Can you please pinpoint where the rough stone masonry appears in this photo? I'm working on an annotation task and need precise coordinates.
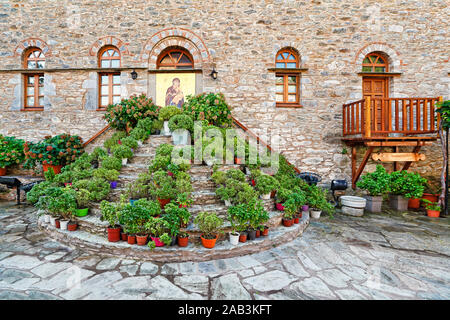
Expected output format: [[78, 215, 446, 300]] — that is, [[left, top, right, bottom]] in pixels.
[[0, 0, 448, 184]]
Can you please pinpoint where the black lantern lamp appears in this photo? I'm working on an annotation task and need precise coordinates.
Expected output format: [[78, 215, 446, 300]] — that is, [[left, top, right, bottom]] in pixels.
[[130, 69, 138, 80], [210, 67, 218, 80]]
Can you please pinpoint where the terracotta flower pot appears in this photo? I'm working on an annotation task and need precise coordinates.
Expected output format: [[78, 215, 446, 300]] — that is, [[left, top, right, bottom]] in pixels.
[[127, 235, 136, 245], [121, 232, 128, 241], [427, 209, 440, 218], [200, 234, 218, 249], [255, 230, 261, 238], [42, 164, 62, 175], [262, 227, 269, 236], [239, 232, 247, 243], [422, 193, 439, 204], [234, 157, 243, 165], [177, 235, 189, 247], [157, 197, 171, 209], [136, 235, 148, 246], [55, 219, 61, 229], [408, 198, 421, 209], [294, 216, 300, 224], [67, 222, 78, 231], [282, 218, 294, 227], [0, 167, 6, 176], [107, 226, 121, 242]]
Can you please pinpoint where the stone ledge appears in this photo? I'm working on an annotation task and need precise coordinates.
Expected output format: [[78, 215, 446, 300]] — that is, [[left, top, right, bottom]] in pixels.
[[37, 212, 309, 263]]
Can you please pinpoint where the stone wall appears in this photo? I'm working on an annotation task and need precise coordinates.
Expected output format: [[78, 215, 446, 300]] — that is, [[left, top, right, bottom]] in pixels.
[[0, 0, 448, 184]]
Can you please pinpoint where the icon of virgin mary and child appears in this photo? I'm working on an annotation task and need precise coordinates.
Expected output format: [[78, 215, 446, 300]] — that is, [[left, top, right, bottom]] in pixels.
[[165, 78, 185, 108]]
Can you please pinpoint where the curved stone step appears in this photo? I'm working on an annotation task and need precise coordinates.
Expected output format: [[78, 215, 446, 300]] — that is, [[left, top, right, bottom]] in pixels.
[[37, 212, 309, 263]]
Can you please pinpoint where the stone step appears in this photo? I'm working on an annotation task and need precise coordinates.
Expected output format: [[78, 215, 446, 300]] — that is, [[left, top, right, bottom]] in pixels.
[[192, 190, 219, 205], [191, 177, 216, 191], [128, 155, 153, 165]]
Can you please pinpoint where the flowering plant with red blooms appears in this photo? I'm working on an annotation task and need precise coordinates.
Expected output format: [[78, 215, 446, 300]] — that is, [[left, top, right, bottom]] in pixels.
[[23, 134, 84, 169], [0, 135, 25, 168], [182, 92, 233, 128], [104, 94, 160, 131]]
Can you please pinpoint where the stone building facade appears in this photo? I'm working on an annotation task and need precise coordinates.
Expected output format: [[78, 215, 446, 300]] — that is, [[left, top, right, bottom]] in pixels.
[[0, 0, 448, 184]]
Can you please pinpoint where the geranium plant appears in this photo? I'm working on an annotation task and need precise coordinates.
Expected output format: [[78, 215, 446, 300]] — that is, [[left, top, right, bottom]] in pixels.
[[0, 135, 25, 168]]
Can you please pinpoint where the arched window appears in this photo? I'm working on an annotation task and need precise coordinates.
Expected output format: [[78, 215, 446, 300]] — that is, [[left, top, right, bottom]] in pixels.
[[275, 48, 300, 107], [24, 48, 45, 110], [157, 48, 194, 69], [98, 46, 121, 110], [362, 52, 388, 72]]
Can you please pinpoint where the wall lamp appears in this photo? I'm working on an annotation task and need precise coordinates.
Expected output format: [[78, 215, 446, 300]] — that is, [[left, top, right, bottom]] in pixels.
[[210, 67, 218, 80], [130, 69, 138, 80]]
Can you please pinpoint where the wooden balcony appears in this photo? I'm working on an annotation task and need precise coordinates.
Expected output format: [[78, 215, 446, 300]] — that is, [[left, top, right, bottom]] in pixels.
[[342, 96, 443, 188]]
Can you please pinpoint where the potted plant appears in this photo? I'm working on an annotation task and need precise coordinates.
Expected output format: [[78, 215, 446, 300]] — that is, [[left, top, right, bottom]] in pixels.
[[74, 188, 90, 217], [194, 211, 224, 249], [0, 135, 25, 176], [275, 188, 291, 211], [228, 204, 249, 245], [402, 172, 427, 209], [112, 145, 133, 165], [356, 164, 390, 213], [152, 119, 164, 135], [255, 174, 280, 200], [48, 189, 77, 231], [176, 192, 193, 209], [145, 217, 171, 247], [421, 199, 441, 218], [100, 200, 121, 242], [121, 136, 139, 151], [158, 106, 182, 136], [101, 156, 122, 171], [282, 198, 296, 227], [388, 170, 415, 211], [177, 232, 190, 247], [421, 178, 441, 206], [247, 199, 269, 239], [168, 114, 194, 145], [154, 181, 176, 209], [216, 185, 235, 207], [130, 127, 149, 144]]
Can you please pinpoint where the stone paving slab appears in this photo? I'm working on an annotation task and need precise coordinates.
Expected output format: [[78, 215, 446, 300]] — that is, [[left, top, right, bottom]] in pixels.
[[0, 201, 449, 300]]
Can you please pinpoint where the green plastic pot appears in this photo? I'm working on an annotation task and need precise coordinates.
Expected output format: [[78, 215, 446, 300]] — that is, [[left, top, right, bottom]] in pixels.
[[74, 208, 89, 217]]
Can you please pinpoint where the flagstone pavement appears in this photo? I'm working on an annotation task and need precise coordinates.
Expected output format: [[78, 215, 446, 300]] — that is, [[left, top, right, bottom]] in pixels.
[[0, 201, 449, 300]]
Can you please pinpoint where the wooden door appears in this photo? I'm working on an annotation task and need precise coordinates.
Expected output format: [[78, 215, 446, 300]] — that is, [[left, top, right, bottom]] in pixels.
[[363, 77, 389, 136]]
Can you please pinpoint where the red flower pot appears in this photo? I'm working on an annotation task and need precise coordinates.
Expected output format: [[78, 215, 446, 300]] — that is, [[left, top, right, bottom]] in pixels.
[[200, 234, 218, 249], [67, 222, 78, 231], [275, 203, 285, 211], [294, 216, 300, 224], [282, 218, 294, 227], [177, 235, 189, 247], [408, 198, 421, 209], [151, 236, 165, 247], [239, 233, 247, 243], [136, 235, 148, 246], [157, 198, 171, 209], [107, 226, 121, 242], [262, 227, 269, 236], [121, 232, 128, 241], [55, 219, 61, 229], [255, 230, 261, 238], [0, 167, 6, 176], [427, 209, 440, 218], [127, 235, 136, 245], [43, 164, 62, 175], [234, 157, 243, 165]]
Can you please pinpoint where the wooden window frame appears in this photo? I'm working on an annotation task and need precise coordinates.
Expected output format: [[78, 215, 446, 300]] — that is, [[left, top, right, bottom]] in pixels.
[[98, 72, 121, 111], [362, 52, 389, 73], [23, 73, 45, 111], [23, 48, 45, 111], [157, 48, 194, 70], [98, 46, 121, 68], [275, 49, 301, 108]]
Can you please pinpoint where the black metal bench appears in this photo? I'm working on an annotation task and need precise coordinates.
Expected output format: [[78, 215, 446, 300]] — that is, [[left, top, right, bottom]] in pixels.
[[0, 177, 44, 205]]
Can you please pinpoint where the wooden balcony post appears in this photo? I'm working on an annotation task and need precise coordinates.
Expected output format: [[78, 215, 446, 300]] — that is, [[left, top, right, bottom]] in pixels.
[[364, 96, 371, 138], [437, 96, 443, 132]]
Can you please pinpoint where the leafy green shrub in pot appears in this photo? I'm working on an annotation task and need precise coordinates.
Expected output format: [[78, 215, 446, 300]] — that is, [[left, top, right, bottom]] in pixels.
[[112, 145, 133, 163], [152, 119, 164, 134], [228, 203, 250, 241], [0, 135, 25, 171], [194, 211, 224, 248], [74, 188, 91, 217], [100, 200, 121, 242], [154, 181, 177, 202], [130, 127, 148, 142], [306, 185, 334, 218], [104, 94, 160, 130], [27, 181, 55, 204], [73, 178, 110, 202], [155, 144, 174, 157], [93, 168, 119, 182], [216, 185, 236, 206], [149, 155, 171, 173], [136, 117, 153, 134], [101, 156, 122, 171], [125, 181, 151, 201], [282, 198, 297, 227], [145, 217, 171, 247], [255, 174, 280, 198], [38, 187, 77, 229], [182, 92, 233, 127], [158, 106, 182, 121], [121, 136, 139, 150], [276, 188, 291, 204], [176, 192, 193, 208], [235, 184, 258, 205], [88, 147, 108, 163], [212, 171, 226, 185], [226, 168, 246, 182], [168, 114, 194, 132], [389, 170, 427, 211], [175, 178, 192, 194], [356, 164, 390, 213]]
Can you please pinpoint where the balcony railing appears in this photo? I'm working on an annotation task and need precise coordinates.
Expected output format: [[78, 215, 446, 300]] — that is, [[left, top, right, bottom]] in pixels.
[[343, 97, 442, 138]]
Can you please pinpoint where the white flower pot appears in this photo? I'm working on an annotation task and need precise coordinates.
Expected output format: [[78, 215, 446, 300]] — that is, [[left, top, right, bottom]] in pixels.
[[163, 121, 171, 136], [60, 220, 69, 230], [260, 193, 271, 200], [229, 233, 239, 246], [311, 210, 322, 219], [224, 200, 232, 207], [172, 130, 189, 145], [49, 216, 57, 226], [122, 158, 128, 165], [44, 214, 51, 223], [245, 167, 251, 175], [137, 140, 143, 147], [340, 196, 366, 209]]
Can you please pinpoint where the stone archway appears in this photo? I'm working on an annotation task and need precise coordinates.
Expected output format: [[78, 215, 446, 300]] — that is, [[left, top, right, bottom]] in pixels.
[[354, 42, 402, 73], [14, 37, 52, 58]]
